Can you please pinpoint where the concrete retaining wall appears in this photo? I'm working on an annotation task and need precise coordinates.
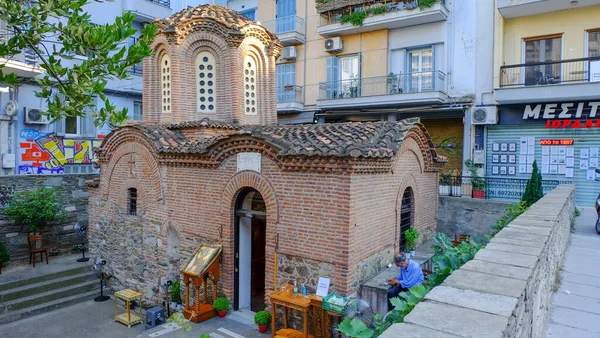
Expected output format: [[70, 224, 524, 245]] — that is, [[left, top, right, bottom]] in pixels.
[[0, 174, 97, 263], [437, 196, 512, 239], [381, 185, 575, 338]]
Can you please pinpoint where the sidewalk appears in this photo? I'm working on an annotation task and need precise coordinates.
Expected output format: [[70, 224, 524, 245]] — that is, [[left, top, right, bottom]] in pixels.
[[545, 207, 600, 337]]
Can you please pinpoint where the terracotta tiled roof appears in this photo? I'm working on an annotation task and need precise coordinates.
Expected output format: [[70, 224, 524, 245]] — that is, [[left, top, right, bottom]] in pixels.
[[120, 118, 441, 160], [156, 4, 256, 32]]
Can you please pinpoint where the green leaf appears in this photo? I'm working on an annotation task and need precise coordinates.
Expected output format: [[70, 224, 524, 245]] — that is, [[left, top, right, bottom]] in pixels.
[[390, 297, 408, 312]]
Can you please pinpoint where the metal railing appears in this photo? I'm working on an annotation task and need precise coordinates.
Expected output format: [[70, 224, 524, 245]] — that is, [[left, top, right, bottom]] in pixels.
[[0, 27, 39, 66], [276, 85, 303, 104], [318, 70, 446, 100], [439, 176, 567, 201], [500, 56, 600, 87], [319, 0, 445, 25], [129, 63, 143, 76], [146, 0, 170, 7], [263, 16, 305, 36]]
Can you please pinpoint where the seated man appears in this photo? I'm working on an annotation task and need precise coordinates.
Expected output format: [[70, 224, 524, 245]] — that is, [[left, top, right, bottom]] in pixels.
[[386, 253, 424, 311]]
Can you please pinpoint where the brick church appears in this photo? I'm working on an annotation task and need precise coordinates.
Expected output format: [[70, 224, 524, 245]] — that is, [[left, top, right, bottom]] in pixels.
[[88, 5, 446, 312]]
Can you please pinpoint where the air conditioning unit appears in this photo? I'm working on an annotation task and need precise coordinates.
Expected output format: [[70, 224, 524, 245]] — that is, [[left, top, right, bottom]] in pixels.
[[281, 46, 297, 60], [24, 107, 50, 125], [471, 106, 498, 125], [324, 37, 343, 53]]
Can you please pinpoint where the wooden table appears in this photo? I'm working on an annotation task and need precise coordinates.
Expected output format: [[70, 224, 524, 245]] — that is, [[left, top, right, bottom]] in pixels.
[[114, 289, 143, 328], [270, 284, 314, 338]]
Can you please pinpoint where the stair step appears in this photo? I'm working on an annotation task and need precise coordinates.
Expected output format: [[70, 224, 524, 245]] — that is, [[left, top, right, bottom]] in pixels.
[[0, 266, 90, 292], [0, 271, 98, 303], [0, 289, 99, 324], [1, 280, 98, 313]]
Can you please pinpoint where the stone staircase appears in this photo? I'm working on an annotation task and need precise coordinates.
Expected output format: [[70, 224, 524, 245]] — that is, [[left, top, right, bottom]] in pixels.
[[0, 265, 98, 324]]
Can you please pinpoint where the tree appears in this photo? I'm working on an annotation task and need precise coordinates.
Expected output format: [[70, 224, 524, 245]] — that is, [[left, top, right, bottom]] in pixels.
[[0, 0, 157, 127], [522, 160, 543, 207], [4, 187, 67, 233]]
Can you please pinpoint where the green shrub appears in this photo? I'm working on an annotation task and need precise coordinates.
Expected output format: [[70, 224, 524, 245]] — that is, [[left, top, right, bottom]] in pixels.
[[489, 201, 528, 236], [4, 187, 67, 233], [254, 310, 271, 326], [0, 241, 9, 263], [522, 160, 543, 207], [404, 228, 419, 251], [213, 297, 230, 312], [170, 280, 182, 303], [418, 0, 438, 9]]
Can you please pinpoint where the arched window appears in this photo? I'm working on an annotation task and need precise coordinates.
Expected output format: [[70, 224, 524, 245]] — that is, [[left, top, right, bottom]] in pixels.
[[160, 53, 171, 114], [196, 51, 216, 112], [243, 56, 257, 115], [399, 187, 414, 251], [128, 188, 137, 216]]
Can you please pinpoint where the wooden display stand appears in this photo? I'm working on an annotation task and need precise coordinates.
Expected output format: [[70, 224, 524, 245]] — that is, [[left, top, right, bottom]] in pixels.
[[270, 284, 314, 338], [114, 289, 143, 328], [181, 245, 222, 323]]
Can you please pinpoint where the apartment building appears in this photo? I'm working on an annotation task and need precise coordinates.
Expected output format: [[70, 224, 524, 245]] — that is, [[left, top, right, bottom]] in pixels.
[[488, 0, 600, 205], [0, 0, 172, 176], [255, 0, 495, 173]]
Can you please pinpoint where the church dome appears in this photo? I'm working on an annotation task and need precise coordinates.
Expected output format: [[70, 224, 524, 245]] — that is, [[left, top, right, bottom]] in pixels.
[[156, 4, 263, 33]]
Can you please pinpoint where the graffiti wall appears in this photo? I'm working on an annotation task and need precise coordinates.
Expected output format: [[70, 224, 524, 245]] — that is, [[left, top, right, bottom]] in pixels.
[[422, 119, 464, 173], [18, 128, 103, 175]]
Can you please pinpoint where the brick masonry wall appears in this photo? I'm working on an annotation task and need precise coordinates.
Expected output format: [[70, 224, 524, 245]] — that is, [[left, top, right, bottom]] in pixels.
[[88, 132, 440, 306], [380, 185, 576, 338], [0, 174, 97, 263]]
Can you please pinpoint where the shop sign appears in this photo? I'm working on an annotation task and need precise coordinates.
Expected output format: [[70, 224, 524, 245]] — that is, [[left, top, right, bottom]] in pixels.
[[522, 102, 600, 129]]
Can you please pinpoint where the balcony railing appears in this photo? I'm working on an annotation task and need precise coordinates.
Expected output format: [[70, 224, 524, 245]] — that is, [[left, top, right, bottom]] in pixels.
[[0, 27, 39, 66], [318, 70, 445, 100], [146, 0, 170, 7], [129, 63, 143, 76], [440, 176, 566, 201], [276, 85, 303, 104], [317, 0, 445, 24], [499, 56, 600, 87], [263, 16, 305, 36]]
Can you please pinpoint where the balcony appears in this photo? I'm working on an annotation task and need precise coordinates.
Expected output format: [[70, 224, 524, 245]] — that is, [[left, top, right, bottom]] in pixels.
[[497, 0, 600, 19], [123, 0, 172, 23], [276, 85, 304, 112], [495, 56, 600, 104], [262, 16, 305, 46], [317, 70, 447, 109], [0, 27, 43, 78], [316, 0, 448, 37]]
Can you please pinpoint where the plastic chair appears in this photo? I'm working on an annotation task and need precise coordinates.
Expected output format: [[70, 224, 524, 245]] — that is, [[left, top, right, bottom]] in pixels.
[[145, 306, 165, 330]]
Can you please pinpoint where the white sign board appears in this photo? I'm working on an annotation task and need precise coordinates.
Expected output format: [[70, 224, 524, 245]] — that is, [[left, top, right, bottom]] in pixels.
[[237, 152, 261, 173], [591, 61, 600, 82], [316, 277, 330, 297]]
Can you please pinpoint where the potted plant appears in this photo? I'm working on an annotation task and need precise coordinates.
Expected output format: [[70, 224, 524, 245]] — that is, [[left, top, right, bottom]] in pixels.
[[254, 310, 271, 333], [438, 172, 451, 195], [170, 280, 182, 311], [450, 169, 462, 197], [387, 72, 398, 94], [213, 297, 230, 317], [465, 160, 486, 199], [404, 227, 419, 257], [4, 187, 67, 235], [284, 84, 294, 91]]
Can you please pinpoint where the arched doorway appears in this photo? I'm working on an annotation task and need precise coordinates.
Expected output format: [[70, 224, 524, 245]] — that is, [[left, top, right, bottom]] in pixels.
[[399, 187, 414, 251], [234, 188, 267, 312]]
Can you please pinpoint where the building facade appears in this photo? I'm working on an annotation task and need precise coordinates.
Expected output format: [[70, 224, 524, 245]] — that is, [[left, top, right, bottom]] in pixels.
[[0, 0, 173, 176], [252, 0, 495, 174], [490, 0, 600, 204], [88, 5, 446, 313]]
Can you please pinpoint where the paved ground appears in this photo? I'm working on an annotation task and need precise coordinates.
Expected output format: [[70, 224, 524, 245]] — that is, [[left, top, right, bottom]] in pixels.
[[545, 207, 600, 337], [0, 297, 267, 338]]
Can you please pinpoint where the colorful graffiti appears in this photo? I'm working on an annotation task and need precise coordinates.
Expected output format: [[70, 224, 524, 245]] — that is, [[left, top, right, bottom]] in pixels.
[[18, 130, 104, 175]]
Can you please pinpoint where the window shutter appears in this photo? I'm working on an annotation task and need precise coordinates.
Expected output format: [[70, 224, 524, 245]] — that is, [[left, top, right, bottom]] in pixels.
[[326, 56, 339, 99]]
